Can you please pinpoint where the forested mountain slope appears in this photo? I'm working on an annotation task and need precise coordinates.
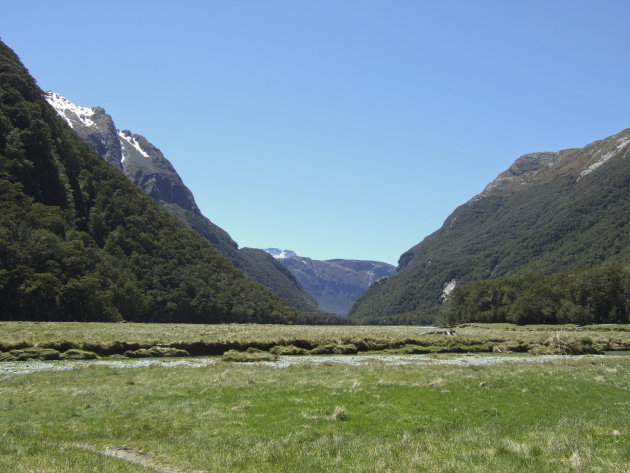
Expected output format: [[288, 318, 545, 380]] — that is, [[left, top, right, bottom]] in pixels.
[[45, 92, 318, 312], [0, 40, 296, 323], [349, 128, 630, 323]]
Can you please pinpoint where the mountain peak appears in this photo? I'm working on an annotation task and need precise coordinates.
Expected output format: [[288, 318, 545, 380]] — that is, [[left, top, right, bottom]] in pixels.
[[350, 126, 630, 323], [265, 248, 297, 259], [264, 249, 395, 315], [45, 91, 96, 128], [44, 91, 318, 312], [476, 128, 630, 201]]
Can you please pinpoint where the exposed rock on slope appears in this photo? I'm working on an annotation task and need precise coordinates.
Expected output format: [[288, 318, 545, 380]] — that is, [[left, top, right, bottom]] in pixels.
[[46, 92, 317, 312]]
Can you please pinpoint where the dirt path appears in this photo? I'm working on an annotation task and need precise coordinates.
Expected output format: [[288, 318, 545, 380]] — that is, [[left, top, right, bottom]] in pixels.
[[72, 443, 208, 473]]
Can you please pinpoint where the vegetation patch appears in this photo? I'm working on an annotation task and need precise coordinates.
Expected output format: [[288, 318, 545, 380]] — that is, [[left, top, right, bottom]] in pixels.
[[443, 266, 630, 326], [0, 347, 61, 361], [60, 349, 98, 360], [221, 349, 277, 363], [124, 346, 190, 358], [269, 345, 307, 355], [531, 333, 604, 355], [1, 355, 628, 472], [310, 343, 359, 355], [1, 323, 629, 361]]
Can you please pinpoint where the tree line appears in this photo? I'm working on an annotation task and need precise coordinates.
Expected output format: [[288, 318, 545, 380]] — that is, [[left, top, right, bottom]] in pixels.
[[442, 266, 630, 325]]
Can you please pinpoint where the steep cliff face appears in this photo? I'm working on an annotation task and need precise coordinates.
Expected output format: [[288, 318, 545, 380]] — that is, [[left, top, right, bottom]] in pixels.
[[266, 249, 395, 315], [350, 128, 630, 321], [46, 92, 318, 312], [46, 92, 198, 211]]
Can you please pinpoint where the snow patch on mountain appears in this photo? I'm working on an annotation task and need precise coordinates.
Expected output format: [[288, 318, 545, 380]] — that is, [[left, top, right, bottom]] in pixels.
[[118, 130, 151, 160], [265, 248, 297, 259], [577, 136, 630, 181], [45, 91, 95, 128]]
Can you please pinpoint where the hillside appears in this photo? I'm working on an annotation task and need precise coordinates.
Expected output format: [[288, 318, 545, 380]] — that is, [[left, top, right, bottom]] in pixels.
[[349, 128, 630, 322], [265, 250, 394, 315], [0, 40, 296, 323], [45, 92, 318, 312]]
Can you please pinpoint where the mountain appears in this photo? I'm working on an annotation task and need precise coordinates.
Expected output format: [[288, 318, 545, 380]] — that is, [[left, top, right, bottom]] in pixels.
[[0, 39, 296, 324], [265, 248, 297, 259], [349, 127, 630, 323], [265, 249, 395, 315], [45, 92, 318, 313]]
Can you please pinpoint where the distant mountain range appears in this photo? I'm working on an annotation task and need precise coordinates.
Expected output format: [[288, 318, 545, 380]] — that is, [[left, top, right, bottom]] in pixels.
[[349, 127, 630, 323], [265, 249, 395, 315], [45, 92, 318, 313]]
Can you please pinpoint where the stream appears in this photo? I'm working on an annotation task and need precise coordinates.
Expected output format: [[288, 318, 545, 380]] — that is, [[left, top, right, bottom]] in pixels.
[[1, 352, 627, 376]]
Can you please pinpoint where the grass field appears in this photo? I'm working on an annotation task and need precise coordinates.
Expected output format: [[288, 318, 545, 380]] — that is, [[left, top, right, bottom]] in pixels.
[[1, 352, 629, 472], [1, 323, 629, 471]]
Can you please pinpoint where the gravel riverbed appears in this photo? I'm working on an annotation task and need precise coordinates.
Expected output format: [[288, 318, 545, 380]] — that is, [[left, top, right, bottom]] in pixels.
[[1, 353, 624, 376]]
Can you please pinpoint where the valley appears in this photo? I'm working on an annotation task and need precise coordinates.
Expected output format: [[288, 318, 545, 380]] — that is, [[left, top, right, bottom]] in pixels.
[[2, 4, 630, 471]]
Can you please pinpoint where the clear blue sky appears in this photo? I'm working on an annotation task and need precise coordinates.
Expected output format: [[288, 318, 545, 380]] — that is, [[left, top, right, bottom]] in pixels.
[[2, 1, 630, 265]]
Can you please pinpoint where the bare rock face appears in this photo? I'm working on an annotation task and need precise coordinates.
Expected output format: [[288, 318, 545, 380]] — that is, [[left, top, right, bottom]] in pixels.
[[46, 93, 199, 213], [479, 131, 630, 198], [117, 130, 197, 211]]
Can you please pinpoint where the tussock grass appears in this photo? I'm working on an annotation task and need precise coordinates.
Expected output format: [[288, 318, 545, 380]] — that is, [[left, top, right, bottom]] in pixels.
[[333, 406, 346, 420], [0, 322, 629, 360], [221, 349, 278, 363]]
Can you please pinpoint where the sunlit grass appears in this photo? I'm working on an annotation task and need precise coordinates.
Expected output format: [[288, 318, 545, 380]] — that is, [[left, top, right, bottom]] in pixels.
[[1, 355, 628, 472]]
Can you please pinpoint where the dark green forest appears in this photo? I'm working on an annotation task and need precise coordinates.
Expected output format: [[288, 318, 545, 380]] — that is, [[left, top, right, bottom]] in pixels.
[[442, 266, 630, 325], [0, 40, 296, 324]]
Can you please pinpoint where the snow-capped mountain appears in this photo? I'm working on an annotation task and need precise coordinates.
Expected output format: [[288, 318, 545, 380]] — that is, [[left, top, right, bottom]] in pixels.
[[264, 249, 395, 315], [45, 92, 318, 312], [265, 248, 298, 259], [46, 92, 198, 212]]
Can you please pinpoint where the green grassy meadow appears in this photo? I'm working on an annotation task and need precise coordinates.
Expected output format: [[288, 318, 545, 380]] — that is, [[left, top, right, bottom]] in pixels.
[[1, 354, 629, 472], [1, 322, 630, 472]]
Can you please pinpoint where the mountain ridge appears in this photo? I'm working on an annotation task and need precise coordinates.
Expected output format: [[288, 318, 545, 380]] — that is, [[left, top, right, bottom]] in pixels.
[[45, 92, 318, 312], [0, 39, 296, 324], [350, 127, 630, 322]]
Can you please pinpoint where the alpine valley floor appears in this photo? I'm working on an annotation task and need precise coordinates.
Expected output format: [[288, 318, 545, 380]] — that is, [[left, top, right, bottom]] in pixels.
[[1, 352, 629, 472], [1, 323, 630, 472]]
